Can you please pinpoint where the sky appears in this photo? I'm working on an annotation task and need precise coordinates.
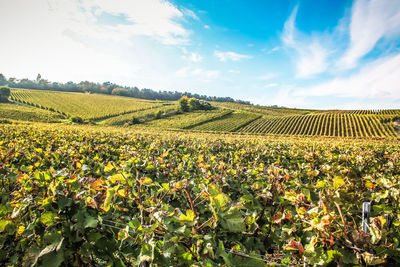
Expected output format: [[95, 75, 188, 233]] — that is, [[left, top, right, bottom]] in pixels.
[[0, 0, 400, 109]]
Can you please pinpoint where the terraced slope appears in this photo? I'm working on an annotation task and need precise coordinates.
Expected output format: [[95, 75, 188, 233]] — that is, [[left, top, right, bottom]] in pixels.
[[143, 109, 232, 129], [10, 88, 166, 120], [100, 104, 178, 126], [0, 103, 65, 122], [192, 111, 260, 132]]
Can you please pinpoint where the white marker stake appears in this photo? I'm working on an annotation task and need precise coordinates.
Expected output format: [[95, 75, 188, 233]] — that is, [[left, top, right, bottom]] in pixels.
[[362, 202, 371, 233]]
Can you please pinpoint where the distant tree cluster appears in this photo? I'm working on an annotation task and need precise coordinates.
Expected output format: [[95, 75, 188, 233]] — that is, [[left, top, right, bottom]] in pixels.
[[178, 96, 213, 112], [0, 73, 251, 104], [0, 86, 10, 103]]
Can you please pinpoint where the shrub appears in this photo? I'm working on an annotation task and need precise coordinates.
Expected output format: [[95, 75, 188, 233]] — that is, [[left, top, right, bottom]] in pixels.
[[70, 116, 84, 124]]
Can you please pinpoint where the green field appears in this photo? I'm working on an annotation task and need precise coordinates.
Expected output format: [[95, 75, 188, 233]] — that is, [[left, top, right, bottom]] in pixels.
[[10, 88, 166, 120], [192, 111, 260, 132], [3, 88, 399, 139], [1, 123, 399, 266], [142, 108, 232, 129], [238, 114, 398, 137], [0, 103, 65, 123], [100, 104, 178, 126]]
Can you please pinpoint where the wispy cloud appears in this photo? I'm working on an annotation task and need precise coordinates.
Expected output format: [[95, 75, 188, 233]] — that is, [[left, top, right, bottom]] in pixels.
[[295, 53, 400, 100], [338, 0, 400, 69], [181, 7, 199, 21], [214, 51, 252, 62], [282, 6, 330, 78], [188, 53, 203, 62], [176, 66, 220, 80], [264, 83, 278, 88], [181, 50, 203, 63], [257, 73, 276, 81]]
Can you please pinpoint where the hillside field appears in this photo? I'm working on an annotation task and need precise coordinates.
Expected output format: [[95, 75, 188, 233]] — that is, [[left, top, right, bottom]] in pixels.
[[0, 88, 400, 266], [3, 88, 400, 138]]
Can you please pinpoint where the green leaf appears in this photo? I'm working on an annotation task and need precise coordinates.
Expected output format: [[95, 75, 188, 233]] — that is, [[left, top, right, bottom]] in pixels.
[[0, 220, 15, 234], [41, 212, 57, 227], [57, 197, 72, 209], [220, 209, 246, 232], [41, 250, 64, 267], [216, 241, 233, 267], [74, 210, 98, 229], [212, 193, 231, 210]]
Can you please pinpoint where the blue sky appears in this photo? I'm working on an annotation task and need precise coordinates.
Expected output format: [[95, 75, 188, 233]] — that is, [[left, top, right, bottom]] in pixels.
[[1, 0, 400, 109]]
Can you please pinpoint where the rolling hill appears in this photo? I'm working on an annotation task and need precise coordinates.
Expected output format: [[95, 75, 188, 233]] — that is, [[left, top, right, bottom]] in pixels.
[[2, 88, 399, 138]]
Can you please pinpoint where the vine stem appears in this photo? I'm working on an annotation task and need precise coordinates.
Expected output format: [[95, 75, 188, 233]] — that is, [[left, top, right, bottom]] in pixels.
[[184, 187, 196, 218]]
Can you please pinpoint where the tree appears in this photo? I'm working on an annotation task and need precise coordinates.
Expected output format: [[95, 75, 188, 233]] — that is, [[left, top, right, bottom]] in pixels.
[[179, 95, 189, 112], [0, 73, 7, 86], [0, 86, 11, 102], [188, 97, 201, 111]]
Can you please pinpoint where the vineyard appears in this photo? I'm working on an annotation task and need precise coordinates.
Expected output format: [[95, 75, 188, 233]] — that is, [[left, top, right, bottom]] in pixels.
[[10, 89, 166, 120], [0, 123, 399, 266], [100, 104, 178, 126], [192, 111, 260, 132], [143, 109, 233, 129], [2, 88, 399, 139], [238, 114, 398, 137], [213, 102, 311, 118], [0, 103, 65, 123]]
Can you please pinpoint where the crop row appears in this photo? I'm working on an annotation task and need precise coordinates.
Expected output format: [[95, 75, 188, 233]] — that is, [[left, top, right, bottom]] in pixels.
[[0, 103, 65, 123], [10, 88, 165, 120], [143, 109, 233, 129], [100, 104, 179, 126], [192, 111, 261, 132], [315, 110, 400, 115], [1, 123, 399, 266], [239, 114, 398, 137]]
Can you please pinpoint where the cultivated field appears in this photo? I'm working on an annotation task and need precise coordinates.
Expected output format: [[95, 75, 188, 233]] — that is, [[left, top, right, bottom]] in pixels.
[[0, 123, 399, 266]]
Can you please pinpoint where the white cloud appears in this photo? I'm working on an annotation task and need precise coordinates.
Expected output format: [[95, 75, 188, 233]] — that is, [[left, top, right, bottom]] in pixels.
[[204, 25, 210, 29], [181, 7, 199, 20], [79, 0, 190, 45], [264, 83, 278, 88], [188, 53, 203, 63], [229, 69, 241, 74], [257, 73, 276, 81], [267, 46, 280, 54], [282, 6, 330, 78], [176, 67, 219, 80], [295, 53, 400, 100], [0, 0, 198, 87], [295, 42, 330, 78], [338, 0, 400, 69], [214, 51, 252, 62]]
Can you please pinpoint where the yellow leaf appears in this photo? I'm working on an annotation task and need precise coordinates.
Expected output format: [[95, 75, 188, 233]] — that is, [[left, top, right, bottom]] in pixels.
[[179, 210, 195, 222], [104, 162, 114, 172], [101, 185, 119, 212], [333, 176, 345, 188], [117, 189, 127, 198], [75, 161, 82, 169], [140, 177, 153, 185], [110, 173, 124, 183], [16, 225, 25, 237]]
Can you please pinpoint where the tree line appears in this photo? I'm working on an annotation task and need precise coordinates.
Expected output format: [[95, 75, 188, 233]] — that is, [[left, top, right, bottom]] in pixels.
[[0, 73, 251, 104]]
